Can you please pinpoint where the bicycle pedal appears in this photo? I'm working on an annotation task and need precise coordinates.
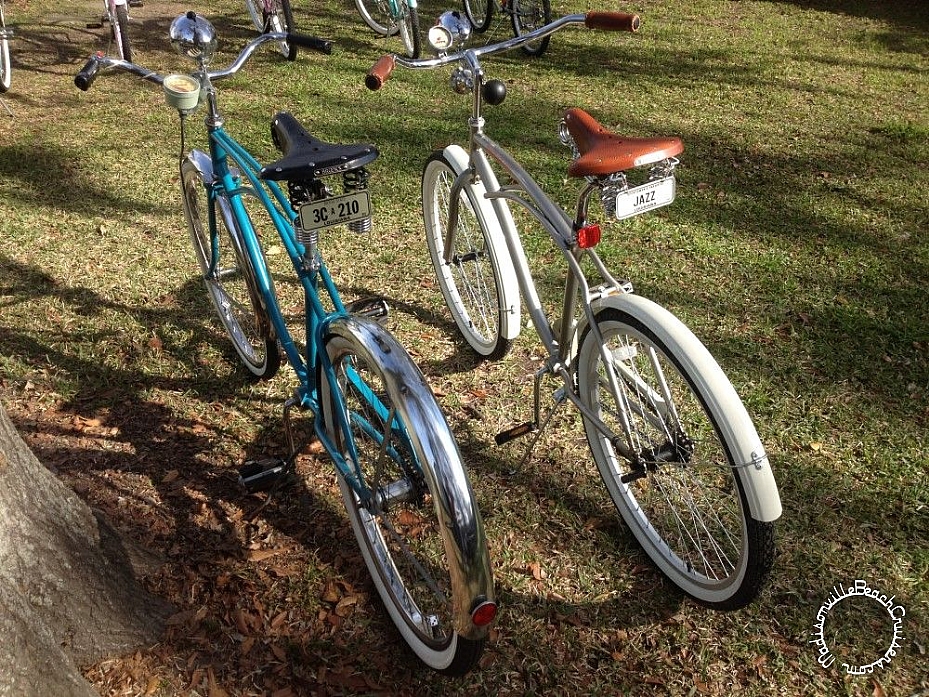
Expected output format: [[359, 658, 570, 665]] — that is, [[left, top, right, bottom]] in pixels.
[[238, 458, 289, 493], [495, 422, 536, 446], [86, 21, 104, 28], [345, 296, 389, 324], [128, 0, 144, 6]]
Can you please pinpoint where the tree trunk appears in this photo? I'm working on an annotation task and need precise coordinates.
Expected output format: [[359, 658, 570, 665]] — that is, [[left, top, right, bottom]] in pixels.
[[0, 402, 171, 697]]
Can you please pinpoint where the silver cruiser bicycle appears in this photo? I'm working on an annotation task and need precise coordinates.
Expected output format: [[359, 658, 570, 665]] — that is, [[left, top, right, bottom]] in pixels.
[[367, 11, 782, 610]]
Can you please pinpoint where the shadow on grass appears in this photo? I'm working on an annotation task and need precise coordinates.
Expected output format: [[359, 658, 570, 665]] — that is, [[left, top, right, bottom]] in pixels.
[[0, 250, 686, 692]]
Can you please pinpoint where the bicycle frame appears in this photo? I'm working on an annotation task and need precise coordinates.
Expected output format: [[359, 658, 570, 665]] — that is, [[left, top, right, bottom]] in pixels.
[[185, 68, 402, 506]]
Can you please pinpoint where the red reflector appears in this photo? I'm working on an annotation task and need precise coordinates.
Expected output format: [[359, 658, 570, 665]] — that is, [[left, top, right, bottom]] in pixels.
[[470, 600, 498, 627], [577, 224, 601, 248]]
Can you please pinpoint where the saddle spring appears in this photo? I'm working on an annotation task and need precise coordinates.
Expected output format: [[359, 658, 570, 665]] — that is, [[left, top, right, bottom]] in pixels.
[[343, 168, 372, 233]]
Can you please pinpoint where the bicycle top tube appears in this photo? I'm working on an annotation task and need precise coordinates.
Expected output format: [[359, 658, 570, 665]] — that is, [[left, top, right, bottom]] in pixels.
[[365, 11, 639, 89]]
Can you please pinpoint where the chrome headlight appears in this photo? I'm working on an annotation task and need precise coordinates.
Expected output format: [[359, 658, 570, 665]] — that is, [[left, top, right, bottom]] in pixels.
[[427, 11, 472, 54]]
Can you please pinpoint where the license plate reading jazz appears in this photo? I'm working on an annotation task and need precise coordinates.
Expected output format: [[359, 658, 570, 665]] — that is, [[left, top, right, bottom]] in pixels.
[[299, 190, 371, 232], [614, 176, 676, 221]]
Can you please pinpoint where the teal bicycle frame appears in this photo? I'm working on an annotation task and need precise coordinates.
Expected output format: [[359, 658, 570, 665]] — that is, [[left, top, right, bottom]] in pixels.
[[199, 125, 395, 502]]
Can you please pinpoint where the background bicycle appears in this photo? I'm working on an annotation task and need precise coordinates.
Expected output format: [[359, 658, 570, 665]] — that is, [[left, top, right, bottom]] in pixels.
[[367, 11, 782, 610], [86, 0, 140, 62], [75, 11, 494, 676], [463, 0, 552, 56], [0, 0, 11, 93], [354, 0, 421, 58], [243, 0, 298, 59]]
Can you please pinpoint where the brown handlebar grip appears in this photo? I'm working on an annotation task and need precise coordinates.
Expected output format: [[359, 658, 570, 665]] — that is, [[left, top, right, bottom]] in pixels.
[[584, 12, 641, 32], [365, 55, 396, 91]]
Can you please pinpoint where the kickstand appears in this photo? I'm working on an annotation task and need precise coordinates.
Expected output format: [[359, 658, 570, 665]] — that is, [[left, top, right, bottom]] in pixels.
[[1, 98, 12, 117], [513, 390, 567, 472]]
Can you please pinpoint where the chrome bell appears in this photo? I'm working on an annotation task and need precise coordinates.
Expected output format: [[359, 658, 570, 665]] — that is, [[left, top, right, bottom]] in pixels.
[[169, 12, 218, 62]]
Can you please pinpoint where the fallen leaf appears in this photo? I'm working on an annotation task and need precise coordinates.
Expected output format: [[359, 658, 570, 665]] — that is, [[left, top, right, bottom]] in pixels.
[[247, 548, 285, 562], [528, 562, 546, 580]]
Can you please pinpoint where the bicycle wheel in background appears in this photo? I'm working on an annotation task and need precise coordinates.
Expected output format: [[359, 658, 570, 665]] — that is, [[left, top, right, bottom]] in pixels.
[[422, 147, 518, 360], [509, 0, 550, 57], [181, 158, 281, 380], [320, 323, 493, 675], [0, 2, 10, 93], [111, 1, 132, 62], [397, 1, 421, 58], [353, 0, 400, 37], [462, 0, 493, 34], [576, 298, 778, 610], [243, 0, 297, 60]]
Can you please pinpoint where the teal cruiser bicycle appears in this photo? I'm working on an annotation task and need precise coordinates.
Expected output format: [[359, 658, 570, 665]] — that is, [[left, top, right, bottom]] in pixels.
[[354, 0, 421, 58], [75, 12, 495, 675]]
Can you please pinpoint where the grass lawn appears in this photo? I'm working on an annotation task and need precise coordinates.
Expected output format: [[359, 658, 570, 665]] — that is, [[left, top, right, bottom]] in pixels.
[[0, 0, 926, 695]]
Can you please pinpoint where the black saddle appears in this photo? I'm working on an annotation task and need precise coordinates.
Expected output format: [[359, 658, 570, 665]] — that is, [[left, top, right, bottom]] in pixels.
[[259, 111, 379, 182]]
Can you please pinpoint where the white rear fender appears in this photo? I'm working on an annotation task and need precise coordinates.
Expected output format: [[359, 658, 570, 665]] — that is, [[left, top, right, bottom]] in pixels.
[[582, 293, 782, 522]]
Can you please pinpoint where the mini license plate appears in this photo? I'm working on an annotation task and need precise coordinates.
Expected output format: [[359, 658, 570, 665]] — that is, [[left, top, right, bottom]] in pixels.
[[614, 176, 676, 221], [299, 190, 371, 232]]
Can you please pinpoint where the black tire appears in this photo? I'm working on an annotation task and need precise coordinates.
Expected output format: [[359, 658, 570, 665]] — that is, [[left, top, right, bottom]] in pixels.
[[576, 302, 777, 609], [397, 1, 421, 59], [181, 159, 280, 380], [320, 324, 491, 675], [112, 2, 132, 62], [245, 0, 297, 60], [422, 150, 515, 360], [462, 0, 493, 34], [509, 0, 550, 57]]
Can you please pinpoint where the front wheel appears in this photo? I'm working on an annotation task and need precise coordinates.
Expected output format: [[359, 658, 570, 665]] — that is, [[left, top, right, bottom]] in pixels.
[[244, 0, 297, 60], [111, 2, 132, 62], [509, 0, 551, 57], [576, 299, 778, 609], [320, 320, 494, 675], [462, 0, 493, 33], [181, 158, 280, 380], [422, 148, 518, 360]]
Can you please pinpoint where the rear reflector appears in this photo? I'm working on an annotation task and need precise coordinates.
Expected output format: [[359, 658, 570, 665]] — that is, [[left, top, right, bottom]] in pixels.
[[577, 223, 601, 248], [470, 600, 498, 627]]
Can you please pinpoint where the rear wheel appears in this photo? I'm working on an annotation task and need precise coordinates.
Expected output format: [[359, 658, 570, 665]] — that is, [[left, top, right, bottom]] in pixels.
[[111, 2, 132, 62], [509, 0, 550, 57], [320, 326, 491, 675], [244, 0, 297, 60], [462, 0, 493, 33], [181, 159, 280, 379], [576, 302, 777, 609], [354, 0, 400, 37], [0, 3, 11, 93], [397, 1, 421, 58]]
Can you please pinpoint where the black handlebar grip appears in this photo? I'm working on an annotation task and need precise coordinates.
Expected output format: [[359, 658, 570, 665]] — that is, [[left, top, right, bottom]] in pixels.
[[74, 57, 101, 91], [287, 33, 333, 55]]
